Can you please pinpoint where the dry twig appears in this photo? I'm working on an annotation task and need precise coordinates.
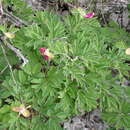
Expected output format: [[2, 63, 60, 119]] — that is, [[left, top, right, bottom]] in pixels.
[[3, 10, 28, 26], [0, 2, 28, 66], [0, 42, 23, 103], [0, 2, 3, 17], [6, 43, 28, 67]]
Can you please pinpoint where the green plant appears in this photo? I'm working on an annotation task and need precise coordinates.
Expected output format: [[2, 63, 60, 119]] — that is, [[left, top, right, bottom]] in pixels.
[[0, 1, 130, 130]]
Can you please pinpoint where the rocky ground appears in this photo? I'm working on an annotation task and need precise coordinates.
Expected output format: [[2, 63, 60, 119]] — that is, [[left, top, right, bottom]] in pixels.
[[25, 0, 130, 30], [63, 109, 108, 130]]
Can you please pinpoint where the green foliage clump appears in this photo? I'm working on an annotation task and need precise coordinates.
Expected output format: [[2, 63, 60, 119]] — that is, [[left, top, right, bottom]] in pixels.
[[3, 0, 33, 21], [0, 1, 130, 130]]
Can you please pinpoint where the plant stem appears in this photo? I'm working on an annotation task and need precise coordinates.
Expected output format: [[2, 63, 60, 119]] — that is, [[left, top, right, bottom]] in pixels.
[[0, 42, 23, 103]]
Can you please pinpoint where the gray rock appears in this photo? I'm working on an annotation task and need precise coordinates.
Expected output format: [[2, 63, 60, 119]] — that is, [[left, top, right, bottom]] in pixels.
[[63, 109, 108, 130], [23, 0, 130, 30]]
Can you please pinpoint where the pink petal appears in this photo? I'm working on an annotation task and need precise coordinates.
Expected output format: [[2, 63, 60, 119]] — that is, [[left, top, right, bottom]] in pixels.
[[84, 12, 94, 18], [39, 48, 46, 55], [44, 55, 49, 61]]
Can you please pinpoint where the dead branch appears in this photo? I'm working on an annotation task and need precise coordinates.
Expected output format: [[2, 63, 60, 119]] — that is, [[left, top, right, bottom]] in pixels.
[[3, 10, 28, 26], [6, 43, 28, 67]]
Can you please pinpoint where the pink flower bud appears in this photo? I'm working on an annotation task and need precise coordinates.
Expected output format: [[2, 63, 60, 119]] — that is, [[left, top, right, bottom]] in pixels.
[[44, 55, 49, 61], [84, 12, 94, 18], [39, 48, 54, 61], [39, 48, 46, 55]]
